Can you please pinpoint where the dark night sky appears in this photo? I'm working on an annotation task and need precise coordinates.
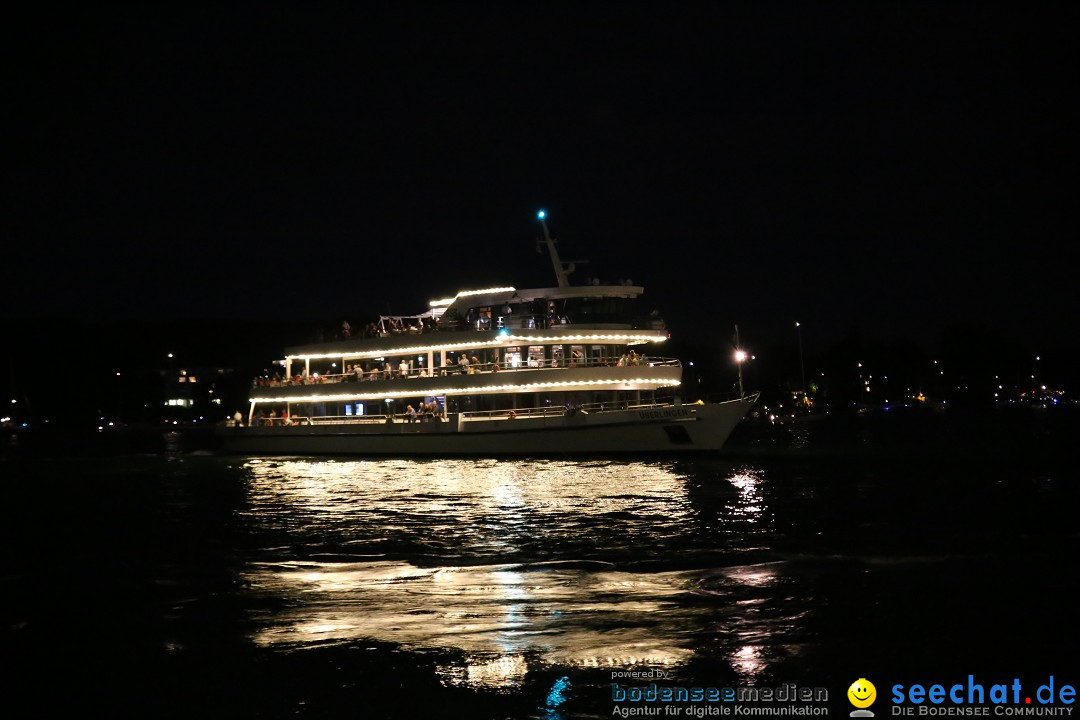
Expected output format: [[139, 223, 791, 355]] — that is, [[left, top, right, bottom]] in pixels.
[[7, 2, 1077, 354]]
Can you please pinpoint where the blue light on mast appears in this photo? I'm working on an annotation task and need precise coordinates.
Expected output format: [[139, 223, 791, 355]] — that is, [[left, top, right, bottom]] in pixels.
[[537, 210, 546, 220]]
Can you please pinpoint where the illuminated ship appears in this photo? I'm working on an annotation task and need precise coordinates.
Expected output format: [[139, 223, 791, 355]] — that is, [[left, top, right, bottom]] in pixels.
[[219, 212, 757, 455]]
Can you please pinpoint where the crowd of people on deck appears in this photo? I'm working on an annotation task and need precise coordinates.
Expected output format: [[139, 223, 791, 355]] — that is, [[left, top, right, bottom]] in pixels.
[[403, 400, 442, 422], [240, 400, 445, 427], [616, 350, 646, 366], [335, 308, 580, 340], [339, 317, 430, 340], [251, 349, 656, 389], [245, 409, 307, 427], [339, 320, 384, 339]]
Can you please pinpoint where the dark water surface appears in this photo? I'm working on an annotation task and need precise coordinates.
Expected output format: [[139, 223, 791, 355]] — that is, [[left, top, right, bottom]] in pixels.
[[3, 408, 1077, 718]]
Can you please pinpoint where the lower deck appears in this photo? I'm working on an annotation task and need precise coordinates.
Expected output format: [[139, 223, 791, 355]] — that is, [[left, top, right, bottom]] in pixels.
[[219, 395, 758, 455]]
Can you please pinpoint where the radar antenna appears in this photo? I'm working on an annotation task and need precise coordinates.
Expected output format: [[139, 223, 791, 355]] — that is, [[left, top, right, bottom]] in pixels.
[[535, 210, 586, 288]]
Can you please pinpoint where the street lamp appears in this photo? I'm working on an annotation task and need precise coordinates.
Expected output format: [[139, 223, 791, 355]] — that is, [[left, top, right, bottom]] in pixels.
[[735, 350, 747, 398], [734, 324, 746, 398], [795, 322, 806, 399]]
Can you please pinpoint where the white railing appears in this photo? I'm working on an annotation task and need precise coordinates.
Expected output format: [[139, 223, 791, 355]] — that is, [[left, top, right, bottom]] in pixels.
[[459, 398, 682, 422], [247, 413, 447, 427], [252, 356, 680, 388]]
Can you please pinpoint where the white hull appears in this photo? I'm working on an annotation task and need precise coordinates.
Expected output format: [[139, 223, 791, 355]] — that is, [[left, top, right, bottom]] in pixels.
[[219, 395, 757, 456]]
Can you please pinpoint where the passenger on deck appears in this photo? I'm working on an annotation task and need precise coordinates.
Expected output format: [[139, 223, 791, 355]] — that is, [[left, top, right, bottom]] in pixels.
[[405, 404, 417, 423]]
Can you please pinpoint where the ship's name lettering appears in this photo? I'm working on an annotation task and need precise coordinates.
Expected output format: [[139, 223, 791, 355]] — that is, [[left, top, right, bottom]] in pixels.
[[637, 408, 692, 420]]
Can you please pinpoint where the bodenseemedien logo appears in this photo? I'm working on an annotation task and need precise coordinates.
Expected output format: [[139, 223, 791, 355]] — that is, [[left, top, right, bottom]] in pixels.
[[849, 678, 877, 717]]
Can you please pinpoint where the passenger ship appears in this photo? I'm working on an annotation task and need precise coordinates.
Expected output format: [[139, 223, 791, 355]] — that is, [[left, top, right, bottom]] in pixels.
[[220, 212, 757, 455]]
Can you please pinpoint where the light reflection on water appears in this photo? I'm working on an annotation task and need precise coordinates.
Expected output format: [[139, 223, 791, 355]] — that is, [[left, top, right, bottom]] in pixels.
[[240, 459, 799, 688], [728, 468, 764, 520]]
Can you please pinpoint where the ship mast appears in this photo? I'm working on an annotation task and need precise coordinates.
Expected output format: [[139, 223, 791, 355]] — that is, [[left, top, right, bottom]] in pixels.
[[536, 210, 580, 288]]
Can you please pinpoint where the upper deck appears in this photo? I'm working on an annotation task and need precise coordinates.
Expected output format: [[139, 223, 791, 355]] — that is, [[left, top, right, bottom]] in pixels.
[[285, 325, 668, 363], [250, 356, 682, 403], [431, 283, 658, 332]]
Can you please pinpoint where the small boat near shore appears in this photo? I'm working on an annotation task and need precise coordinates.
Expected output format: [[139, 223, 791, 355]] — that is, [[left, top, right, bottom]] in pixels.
[[218, 212, 757, 455]]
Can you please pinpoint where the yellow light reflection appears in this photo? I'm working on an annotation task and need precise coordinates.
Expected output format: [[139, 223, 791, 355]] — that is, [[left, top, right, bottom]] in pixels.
[[239, 459, 794, 688]]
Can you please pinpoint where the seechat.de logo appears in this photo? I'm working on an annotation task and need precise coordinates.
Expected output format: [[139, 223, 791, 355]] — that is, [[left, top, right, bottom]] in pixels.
[[849, 679, 878, 717]]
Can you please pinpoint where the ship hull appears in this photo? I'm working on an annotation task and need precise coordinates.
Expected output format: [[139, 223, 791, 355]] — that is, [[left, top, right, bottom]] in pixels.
[[218, 395, 756, 456]]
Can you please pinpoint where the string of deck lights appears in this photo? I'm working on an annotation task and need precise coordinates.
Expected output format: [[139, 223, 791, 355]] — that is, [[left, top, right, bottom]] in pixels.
[[428, 286, 518, 308], [283, 333, 666, 362]]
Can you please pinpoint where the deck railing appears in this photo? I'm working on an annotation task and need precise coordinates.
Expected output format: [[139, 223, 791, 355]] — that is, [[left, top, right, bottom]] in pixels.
[[241, 397, 706, 428], [458, 399, 683, 421], [246, 412, 447, 427], [429, 315, 666, 333], [253, 356, 680, 388]]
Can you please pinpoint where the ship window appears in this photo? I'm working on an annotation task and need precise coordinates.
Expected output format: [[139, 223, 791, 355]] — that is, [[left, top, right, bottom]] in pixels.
[[345, 404, 353, 416], [475, 306, 492, 331], [562, 296, 638, 324], [528, 346, 545, 367], [355, 403, 365, 416]]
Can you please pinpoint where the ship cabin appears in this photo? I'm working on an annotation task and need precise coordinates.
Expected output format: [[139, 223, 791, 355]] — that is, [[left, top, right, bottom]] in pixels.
[[245, 284, 682, 426]]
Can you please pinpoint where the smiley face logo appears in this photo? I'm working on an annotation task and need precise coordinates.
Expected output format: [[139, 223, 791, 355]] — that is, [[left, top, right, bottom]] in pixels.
[[848, 678, 877, 709]]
